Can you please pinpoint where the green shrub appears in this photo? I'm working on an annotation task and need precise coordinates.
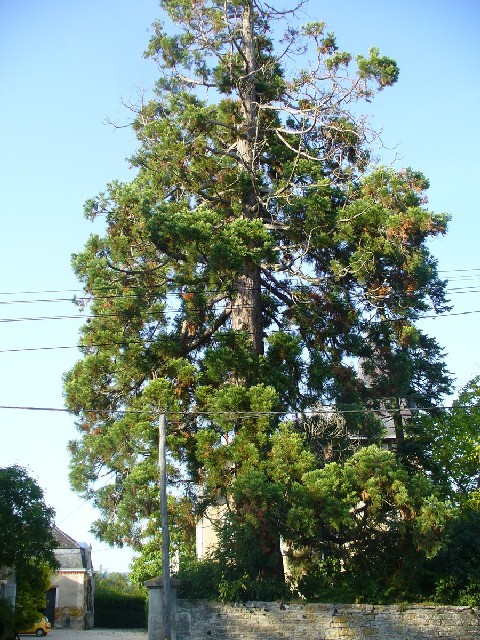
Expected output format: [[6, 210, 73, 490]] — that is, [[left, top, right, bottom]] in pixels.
[[177, 558, 222, 600], [0, 599, 15, 640], [429, 509, 480, 607], [434, 577, 480, 607], [176, 558, 291, 602], [94, 573, 147, 629]]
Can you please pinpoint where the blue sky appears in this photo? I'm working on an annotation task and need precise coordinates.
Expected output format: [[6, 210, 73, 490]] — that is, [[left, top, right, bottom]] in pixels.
[[0, 0, 479, 573]]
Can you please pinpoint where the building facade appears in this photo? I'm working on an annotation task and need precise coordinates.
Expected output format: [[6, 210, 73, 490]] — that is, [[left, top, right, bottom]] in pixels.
[[48, 527, 95, 630]]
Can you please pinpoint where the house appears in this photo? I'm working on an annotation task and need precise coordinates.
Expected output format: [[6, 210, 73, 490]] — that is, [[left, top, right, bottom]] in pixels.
[[358, 356, 412, 448], [47, 527, 95, 630]]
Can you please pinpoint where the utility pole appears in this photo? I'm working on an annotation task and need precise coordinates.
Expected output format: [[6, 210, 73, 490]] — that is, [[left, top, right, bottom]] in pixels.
[[158, 411, 171, 640]]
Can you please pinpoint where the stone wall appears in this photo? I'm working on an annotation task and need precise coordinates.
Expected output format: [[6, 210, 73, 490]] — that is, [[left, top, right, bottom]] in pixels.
[[176, 600, 480, 640]]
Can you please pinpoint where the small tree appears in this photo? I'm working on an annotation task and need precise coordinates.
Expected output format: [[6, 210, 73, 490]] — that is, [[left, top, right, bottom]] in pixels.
[[14, 563, 53, 633], [0, 466, 57, 633], [408, 376, 480, 606], [285, 445, 449, 602], [412, 376, 480, 503], [0, 466, 56, 569]]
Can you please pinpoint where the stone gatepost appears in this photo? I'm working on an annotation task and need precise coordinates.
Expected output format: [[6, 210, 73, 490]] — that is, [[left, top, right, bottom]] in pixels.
[[144, 576, 180, 640]]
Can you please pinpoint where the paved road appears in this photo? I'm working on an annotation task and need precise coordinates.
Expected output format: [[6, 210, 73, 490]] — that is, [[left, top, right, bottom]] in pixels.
[[22, 631, 147, 640]]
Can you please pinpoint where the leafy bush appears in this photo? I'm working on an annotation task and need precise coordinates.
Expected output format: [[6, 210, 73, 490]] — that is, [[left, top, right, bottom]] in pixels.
[[94, 573, 147, 628], [0, 600, 15, 640], [177, 558, 291, 602], [429, 509, 480, 607], [434, 577, 480, 607], [14, 562, 52, 631], [176, 559, 222, 600]]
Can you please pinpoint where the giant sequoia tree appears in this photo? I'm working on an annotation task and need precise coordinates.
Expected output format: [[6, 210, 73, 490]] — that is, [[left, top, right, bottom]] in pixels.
[[64, 0, 451, 593]]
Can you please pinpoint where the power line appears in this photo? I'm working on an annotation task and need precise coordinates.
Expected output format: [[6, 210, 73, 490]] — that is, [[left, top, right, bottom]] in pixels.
[[0, 315, 89, 323], [438, 268, 480, 273], [0, 298, 81, 305], [0, 306, 479, 328], [0, 403, 469, 416], [2, 281, 480, 305], [0, 289, 83, 296], [1, 307, 480, 354], [418, 309, 480, 319], [3, 266, 480, 298], [0, 405, 68, 413], [0, 334, 240, 354], [0, 345, 82, 354], [56, 499, 91, 525], [1, 277, 480, 316]]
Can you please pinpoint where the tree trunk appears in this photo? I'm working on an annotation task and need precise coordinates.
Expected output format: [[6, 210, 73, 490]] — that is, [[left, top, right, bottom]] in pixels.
[[231, 268, 263, 354], [232, 2, 283, 587], [232, 1, 263, 355]]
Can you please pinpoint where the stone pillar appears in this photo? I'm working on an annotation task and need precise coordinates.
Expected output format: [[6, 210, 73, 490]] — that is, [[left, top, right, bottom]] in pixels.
[[144, 576, 180, 640]]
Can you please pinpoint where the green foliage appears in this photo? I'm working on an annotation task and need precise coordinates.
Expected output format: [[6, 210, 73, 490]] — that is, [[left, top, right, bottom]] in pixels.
[[0, 466, 56, 569], [14, 562, 52, 631], [94, 573, 147, 629], [356, 47, 400, 88], [218, 569, 290, 603], [176, 558, 224, 600], [0, 467, 57, 629], [177, 557, 291, 602], [286, 446, 449, 603], [412, 376, 480, 501], [96, 572, 147, 598], [129, 494, 196, 586], [429, 509, 480, 606], [434, 577, 480, 608], [0, 600, 15, 640], [64, 0, 452, 601]]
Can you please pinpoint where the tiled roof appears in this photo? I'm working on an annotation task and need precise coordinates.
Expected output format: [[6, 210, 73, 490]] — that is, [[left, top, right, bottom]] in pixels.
[[52, 526, 80, 549]]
